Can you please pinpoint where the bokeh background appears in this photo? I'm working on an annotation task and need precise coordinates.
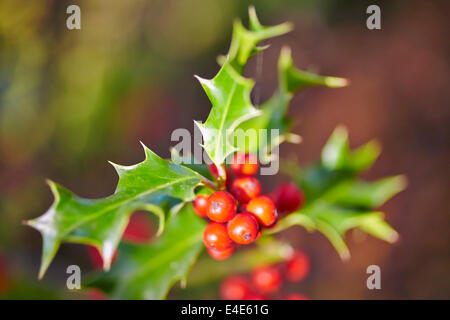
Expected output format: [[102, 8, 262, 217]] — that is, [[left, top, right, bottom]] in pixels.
[[0, 0, 449, 299]]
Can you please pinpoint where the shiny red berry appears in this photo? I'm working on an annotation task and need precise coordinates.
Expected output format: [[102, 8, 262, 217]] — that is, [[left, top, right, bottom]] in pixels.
[[272, 183, 305, 214], [193, 194, 209, 217], [247, 196, 277, 227], [206, 191, 237, 223], [227, 213, 259, 245], [203, 222, 233, 251], [251, 265, 282, 294], [284, 293, 309, 300], [286, 250, 310, 282], [220, 276, 251, 300], [230, 153, 259, 176], [231, 177, 261, 203], [207, 245, 235, 261]]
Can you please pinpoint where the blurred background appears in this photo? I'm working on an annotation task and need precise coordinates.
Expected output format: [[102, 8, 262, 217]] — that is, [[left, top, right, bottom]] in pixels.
[[0, 0, 449, 299]]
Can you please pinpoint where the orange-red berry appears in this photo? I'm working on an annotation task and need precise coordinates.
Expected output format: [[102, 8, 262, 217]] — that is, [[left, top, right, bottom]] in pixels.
[[231, 177, 261, 203], [193, 194, 209, 217], [251, 265, 282, 294], [220, 276, 251, 300], [286, 250, 310, 282], [247, 196, 277, 227], [206, 191, 237, 223], [230, 153, 259, 176], [203, 222, 233, 251], [227, 213, 259, 245], [207, 246, 235, 261], [272, 182, 305, 214]]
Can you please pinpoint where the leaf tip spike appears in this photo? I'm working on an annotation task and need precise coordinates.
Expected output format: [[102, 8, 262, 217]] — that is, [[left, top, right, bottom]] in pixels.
[[139, 140, 153, 159], [248, 6, 262, 31], [388, 230, 400, 244], [341, 250, 351, 262], [324, 76, 349, 88]]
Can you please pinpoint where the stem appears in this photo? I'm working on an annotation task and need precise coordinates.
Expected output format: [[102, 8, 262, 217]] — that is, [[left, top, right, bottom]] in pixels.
[[216, 164, 227, 190], [201, 178, 219, 191]]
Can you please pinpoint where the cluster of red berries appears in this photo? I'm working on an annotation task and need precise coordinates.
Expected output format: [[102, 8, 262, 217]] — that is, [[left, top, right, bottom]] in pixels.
[[220, 249, 310, 300], [193, 152, 305, 260]]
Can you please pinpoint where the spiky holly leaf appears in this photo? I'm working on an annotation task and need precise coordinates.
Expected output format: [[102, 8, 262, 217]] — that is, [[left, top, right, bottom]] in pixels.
[[225, 6, 293, 72], [195, 63, 260, 167], [25, 143, 205, 279], [85, 204, 206, 300], [196, 7, 291, 168], [236, 47, 348, 156], [270, 126, 406, 260]]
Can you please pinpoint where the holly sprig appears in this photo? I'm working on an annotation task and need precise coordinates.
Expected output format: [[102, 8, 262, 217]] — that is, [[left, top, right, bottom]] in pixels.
[[27, 7, 404, 299], [26, 145, 206, 279], [269, 126, 406, 260]]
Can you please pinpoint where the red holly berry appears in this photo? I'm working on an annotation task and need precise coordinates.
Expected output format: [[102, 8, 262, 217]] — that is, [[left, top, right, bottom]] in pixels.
[[206, 191, 237, 223], [193, 194, 209, 217], [203, 222, 233, 251], [122, 212, 153, 243], [207, 246, 235, 261], [231, 177, 261, 203], [220, 276, 252, 300], [251, 265, 282, 294], [286, 250, 310, 282], [247, 196, 277, 227], [272, 183, 305, 214], [227, 213, 259, 245], [230, 153, 259, 176], [244, 292, 268, 300], [284, 293, 309, 300]]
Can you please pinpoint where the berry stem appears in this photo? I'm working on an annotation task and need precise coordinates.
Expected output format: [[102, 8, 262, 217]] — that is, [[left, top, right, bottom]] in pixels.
[[200, 178, 219, 191], [216, 164, 227, 190]]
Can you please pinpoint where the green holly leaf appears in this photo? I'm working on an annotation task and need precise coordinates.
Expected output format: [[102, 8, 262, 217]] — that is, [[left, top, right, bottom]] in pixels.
[[25, 143, 205, 279], [195, 62, 260, 167], [86, 204, 206, 300], [271, 127, 406, 260], [237, 47, 348, 155], [196, 7, 292, 168], [225, 6, 293, 72], [321, 125, 380, 172]]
